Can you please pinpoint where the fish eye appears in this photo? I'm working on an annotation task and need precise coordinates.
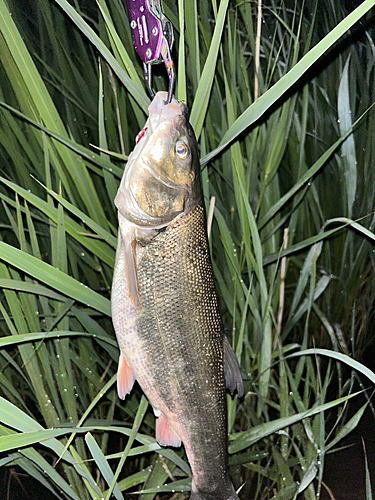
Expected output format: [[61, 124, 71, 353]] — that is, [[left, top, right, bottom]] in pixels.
[[175, 141, 189, 159]]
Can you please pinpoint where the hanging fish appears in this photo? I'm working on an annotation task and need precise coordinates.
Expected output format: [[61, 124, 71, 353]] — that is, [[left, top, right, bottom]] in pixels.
[[111, 92, 243, 500]]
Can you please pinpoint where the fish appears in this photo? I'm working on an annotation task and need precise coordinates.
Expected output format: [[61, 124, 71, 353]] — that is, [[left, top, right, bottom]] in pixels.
[[111, 91, 244, 500]]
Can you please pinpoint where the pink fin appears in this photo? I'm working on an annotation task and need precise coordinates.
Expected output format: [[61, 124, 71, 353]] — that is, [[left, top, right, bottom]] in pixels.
[[117, 353, 135, 399], [156, 414, 181, 448]]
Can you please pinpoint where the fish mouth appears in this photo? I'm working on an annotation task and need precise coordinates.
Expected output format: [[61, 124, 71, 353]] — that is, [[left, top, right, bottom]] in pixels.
[[132, 92, 188, 166], [148, 92, 187, 130]]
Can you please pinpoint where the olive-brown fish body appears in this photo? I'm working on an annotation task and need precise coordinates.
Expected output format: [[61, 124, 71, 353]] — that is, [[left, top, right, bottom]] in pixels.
[[111, 92, 242, 500]]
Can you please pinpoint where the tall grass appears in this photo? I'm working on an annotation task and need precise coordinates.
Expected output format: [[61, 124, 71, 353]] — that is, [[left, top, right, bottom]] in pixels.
[[0, 0, 375, 498]]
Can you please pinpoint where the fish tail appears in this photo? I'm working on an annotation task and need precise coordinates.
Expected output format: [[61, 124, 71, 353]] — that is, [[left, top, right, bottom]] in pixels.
[[190, 492, 239, 500], [190, 482, 240, 500]]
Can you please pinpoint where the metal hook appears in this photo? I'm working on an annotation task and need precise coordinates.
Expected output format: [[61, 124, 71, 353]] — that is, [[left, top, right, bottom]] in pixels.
[[160, 38, 175, 104]]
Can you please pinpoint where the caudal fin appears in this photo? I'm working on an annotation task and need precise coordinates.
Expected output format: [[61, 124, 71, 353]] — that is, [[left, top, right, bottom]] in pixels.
[[189, 481, 239, 500], [190, 491, 239, 500]]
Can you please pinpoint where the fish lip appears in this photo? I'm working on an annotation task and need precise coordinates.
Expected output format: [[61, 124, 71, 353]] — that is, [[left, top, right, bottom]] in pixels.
[[148, 92, 184, 129]]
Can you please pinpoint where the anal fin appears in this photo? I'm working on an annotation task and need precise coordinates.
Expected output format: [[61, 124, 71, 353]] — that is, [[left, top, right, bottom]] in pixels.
[[117, 353, 135, 399], [224, 336, 244, 397], [156, 414, 181, 448]]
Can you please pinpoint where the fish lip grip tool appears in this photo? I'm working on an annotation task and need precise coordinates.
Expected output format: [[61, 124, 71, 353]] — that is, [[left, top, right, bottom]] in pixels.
[[126, 0, 175, 103]]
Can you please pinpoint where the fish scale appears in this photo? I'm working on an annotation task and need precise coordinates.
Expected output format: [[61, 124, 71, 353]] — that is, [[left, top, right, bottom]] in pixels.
[[135, 203, 233, 496]]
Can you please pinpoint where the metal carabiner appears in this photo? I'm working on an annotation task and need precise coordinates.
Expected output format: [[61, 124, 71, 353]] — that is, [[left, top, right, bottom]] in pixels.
[[126, 0, 175, 103]]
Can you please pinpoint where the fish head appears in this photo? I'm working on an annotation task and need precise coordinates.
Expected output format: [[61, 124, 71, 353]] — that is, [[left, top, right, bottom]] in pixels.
[[115, 92, 200, 229]]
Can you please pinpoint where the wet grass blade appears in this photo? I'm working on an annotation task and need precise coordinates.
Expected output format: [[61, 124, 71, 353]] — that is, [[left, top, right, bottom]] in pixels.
[[229, 392, 360, 454], [201, 0, 375, 165], [363, 439, 373, 500], [85, 432, 123, 500], [53, 0, 149, 113], [289, 349, 375, 384], [338, 56, 357, 218], [105, 396, 149, 500], [189, 0, 229, 137], [0, 242, 111, 315]]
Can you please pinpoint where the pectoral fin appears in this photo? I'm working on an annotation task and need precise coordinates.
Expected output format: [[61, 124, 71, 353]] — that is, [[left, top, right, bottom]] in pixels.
[[123, 228, 141, 309], [224, 336, 244, 397], [117, 353, 135, 399], [156, 414, 181, 448]]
